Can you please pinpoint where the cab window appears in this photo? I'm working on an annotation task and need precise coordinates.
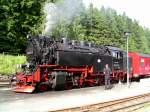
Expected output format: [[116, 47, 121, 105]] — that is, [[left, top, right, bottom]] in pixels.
[[112, 51, 122, 59]]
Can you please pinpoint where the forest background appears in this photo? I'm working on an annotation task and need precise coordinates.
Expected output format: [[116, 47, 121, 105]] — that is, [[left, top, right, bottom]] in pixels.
[[1, 0, 150, 54]]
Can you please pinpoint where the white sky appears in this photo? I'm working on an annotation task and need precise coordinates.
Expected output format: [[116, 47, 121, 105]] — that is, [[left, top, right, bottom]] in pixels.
[[83, 0, 150, 29]]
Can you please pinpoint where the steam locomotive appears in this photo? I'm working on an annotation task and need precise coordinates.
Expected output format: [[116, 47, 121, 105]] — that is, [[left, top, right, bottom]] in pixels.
[[26, 35, 125, 72], [11, 35, 150, 93]]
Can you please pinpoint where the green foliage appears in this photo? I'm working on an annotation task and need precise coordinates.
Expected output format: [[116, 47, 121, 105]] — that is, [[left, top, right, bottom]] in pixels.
[[0, 0, 46, 53], [1, 0, 150, 54], [52, 5, 150, 54], [0, 54, 26, 75]]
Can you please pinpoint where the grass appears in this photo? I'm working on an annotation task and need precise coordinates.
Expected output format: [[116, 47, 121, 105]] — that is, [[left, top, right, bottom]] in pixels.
[[0, 54, 27, 75]]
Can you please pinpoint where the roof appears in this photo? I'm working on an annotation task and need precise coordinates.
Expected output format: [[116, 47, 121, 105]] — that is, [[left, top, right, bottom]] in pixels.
[[106, 46, 124, 52], [138, 53, 150, 58]]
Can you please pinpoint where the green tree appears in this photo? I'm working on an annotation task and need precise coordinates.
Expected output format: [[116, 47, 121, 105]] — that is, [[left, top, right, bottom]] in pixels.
[[51, 4, 150, 54], [0, 0, 46, 53]]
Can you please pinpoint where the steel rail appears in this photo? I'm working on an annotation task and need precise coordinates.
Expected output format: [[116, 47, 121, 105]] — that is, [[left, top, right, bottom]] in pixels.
[[52, 93, 150, 112]]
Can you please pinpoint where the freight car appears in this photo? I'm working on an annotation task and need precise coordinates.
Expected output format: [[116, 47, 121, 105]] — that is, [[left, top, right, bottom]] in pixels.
[[11, 36, 129, 93]]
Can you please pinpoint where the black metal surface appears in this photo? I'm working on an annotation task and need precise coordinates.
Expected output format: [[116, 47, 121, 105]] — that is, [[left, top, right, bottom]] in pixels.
[[57, 51, 97, 66], [26, 36, 56, 65], [52, 72, 66, 90], [26, 35, 125, 73]]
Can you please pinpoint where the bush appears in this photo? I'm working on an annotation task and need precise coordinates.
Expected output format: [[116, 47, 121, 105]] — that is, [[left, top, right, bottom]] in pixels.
[[0, 54, 26, 75]]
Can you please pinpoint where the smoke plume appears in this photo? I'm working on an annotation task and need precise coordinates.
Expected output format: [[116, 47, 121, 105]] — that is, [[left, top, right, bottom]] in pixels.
[[43, 0, 83, 35]]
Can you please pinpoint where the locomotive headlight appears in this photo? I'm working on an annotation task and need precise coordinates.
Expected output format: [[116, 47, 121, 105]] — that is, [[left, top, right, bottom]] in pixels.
[[97, 59, 101, 63]]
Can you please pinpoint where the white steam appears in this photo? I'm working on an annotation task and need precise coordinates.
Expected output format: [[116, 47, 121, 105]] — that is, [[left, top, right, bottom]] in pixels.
[[43, 0, 83, 36], [44, 3, 57, 35]]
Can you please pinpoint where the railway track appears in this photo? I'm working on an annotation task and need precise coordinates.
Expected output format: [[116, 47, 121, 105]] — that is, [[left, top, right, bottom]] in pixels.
[[54, 93, 150, 112]]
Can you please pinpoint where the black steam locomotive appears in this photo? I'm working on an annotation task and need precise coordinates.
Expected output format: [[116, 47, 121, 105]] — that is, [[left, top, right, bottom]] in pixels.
[[26, 35, 125, 73], [12, 35, 127, 93]]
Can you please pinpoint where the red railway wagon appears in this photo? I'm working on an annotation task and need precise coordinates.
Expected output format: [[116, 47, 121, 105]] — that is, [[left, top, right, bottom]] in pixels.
[[129, 52, 150, 78]]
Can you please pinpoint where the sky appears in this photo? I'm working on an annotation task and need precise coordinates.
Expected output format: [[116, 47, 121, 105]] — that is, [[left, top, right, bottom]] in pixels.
[[83, 0, 150, 29]]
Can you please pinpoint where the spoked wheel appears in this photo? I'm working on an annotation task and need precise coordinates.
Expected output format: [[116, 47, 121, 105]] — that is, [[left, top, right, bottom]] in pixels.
[[38, 83, 48, 92]]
